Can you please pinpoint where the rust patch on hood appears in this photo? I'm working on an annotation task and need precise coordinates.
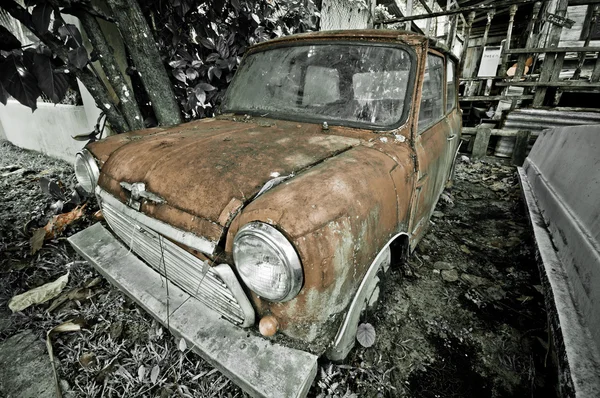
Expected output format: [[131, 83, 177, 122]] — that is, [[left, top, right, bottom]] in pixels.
[[91, 118, 362, 240]]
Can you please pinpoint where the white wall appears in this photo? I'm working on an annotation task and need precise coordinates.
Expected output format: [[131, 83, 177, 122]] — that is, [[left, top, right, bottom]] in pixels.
[[0, 100, 92, 162]]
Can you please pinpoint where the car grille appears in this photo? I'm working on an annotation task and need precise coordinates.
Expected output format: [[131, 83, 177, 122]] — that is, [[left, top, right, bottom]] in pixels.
[[101, 199, 250, 326]]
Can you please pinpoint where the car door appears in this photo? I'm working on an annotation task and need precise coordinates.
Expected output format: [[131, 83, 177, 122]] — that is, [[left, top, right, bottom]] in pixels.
[[443, 58, 461, 180], [409, 51, 448, 245]]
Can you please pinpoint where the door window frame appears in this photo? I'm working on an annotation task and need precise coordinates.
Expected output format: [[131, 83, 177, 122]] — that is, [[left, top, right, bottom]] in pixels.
[[417, 51, 446, 134]]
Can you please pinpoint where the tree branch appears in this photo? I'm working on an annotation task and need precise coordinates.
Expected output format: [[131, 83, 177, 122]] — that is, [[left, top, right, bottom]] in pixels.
[[105, 0, 182, 127], [78, 10, 145, 130], [1, 0, 130, 133]]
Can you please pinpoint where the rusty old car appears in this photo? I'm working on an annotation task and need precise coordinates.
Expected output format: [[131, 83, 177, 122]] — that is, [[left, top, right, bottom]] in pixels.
[[68, 30, 461, 397]]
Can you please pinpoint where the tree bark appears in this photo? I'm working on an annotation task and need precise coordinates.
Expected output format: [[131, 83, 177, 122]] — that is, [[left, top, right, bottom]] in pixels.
[[78, 11, 145, 131], [2, 1, 130, 134], [105, 0, 182, 127]]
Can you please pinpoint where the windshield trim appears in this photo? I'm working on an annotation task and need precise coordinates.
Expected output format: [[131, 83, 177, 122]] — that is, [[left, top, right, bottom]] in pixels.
[[222, 40, 417, 131]]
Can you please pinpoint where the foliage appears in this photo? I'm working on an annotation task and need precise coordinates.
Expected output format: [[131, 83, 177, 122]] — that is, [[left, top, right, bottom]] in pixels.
[[143, 0, 320, 120], [0, 2, 87, 110]]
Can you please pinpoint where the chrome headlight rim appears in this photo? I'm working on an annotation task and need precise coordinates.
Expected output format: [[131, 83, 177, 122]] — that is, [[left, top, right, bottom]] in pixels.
[[74, 149, 100, 194], [233, 222, 303, 302]]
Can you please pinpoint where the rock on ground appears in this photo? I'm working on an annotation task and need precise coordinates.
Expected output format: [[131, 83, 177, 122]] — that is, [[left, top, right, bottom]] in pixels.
[[0, 331, 55, 398]]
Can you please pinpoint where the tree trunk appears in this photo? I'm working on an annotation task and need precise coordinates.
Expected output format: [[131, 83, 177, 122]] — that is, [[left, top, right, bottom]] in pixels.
[[78, 11, 145, 131], [105, 0, 182, 127], [2, 0, 130, 134]]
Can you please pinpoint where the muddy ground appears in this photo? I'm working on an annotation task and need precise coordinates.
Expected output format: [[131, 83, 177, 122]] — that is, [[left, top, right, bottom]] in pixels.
[[0, 140, 555, 397]]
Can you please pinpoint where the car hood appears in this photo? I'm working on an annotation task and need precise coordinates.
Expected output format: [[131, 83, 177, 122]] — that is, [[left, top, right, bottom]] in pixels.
[[89, 118, 362, 246]]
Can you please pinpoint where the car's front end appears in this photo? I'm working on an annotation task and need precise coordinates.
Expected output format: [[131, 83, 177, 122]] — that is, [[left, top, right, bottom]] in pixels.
[[69, 30, 428, 398]]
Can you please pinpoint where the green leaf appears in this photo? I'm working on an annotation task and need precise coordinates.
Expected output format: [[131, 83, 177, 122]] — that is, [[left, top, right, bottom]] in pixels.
[[196, 83, 216, 92], [0, 26, 21, 51], [0, 55, 41, 111], [186, 68, 198, 81], [32, 53, 69, 104], [58, 24, 83, 48], [172, 69, 186, 83], [0, 81, 8, 105], [356, 323, 376, 348], [194, 87, 205, 104], [67, 47, 88, 69], [32, 3, 53, 33]]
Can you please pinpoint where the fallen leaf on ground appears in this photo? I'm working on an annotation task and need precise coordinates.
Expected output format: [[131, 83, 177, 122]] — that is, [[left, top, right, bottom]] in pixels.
[[179, 337, 187, 352], [46, 319, 84, 398], [44, 205, 86, 239], [30, 228, 46, 254], [8, 272, 69, 312], [93, 210, 104, 221], [356, 323, 376, 348], [151, 365, 160, 384]]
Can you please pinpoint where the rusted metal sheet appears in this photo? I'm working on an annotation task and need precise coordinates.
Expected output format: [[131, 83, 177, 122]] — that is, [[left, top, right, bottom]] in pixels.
[[226, 145, 408, 343], [503, 108, 600, 133], [90, 119, 361, 246]]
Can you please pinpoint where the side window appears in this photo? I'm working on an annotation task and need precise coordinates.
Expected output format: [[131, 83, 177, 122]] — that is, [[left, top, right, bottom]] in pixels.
[[418, 54, 444, 133], [446, 60, 456, 112]]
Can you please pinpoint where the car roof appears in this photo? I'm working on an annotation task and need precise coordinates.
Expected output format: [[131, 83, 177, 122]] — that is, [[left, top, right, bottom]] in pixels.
[[249, 29, 456, 61]]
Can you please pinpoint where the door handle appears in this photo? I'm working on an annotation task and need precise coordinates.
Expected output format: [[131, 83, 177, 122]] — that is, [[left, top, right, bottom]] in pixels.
[[447, 134, 457, 141]]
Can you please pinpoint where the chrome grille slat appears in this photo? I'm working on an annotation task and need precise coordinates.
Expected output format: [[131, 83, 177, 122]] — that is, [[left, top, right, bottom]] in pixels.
[[101, 200, 247, 325]]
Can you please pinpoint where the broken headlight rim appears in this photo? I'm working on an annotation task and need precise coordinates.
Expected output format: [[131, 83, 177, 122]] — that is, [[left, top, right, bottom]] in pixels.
[[233, 222, 303, 302], [74, 149, 99, 194]]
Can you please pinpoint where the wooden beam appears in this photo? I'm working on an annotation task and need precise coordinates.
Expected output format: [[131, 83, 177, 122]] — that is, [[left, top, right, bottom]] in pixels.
[[459, 94, 534, 101], [471, 126, 492, 159], [568, 0, 600, 5], [533, 0, 569, 107], [376, 0, 539, 23], [499, 5, 519, 76], [462, 127, 537, 136], [496, 80, 600, 87], [512, 130, 532, 166], [459, 11, 476, 77], [505, 46, 600, 54]]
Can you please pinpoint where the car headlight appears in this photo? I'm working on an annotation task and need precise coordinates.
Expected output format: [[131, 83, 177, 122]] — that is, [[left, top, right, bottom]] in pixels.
[[233, 222, 303, 302], [74, 149, 99, 194]]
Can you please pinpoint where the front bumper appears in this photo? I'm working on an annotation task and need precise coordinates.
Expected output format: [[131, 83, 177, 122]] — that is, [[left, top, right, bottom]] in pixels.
[[68, 223, 318, 398]]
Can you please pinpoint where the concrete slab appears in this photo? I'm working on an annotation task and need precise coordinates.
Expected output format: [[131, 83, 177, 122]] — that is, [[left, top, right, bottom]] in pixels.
[[0, 331, 55, 398], [68, 223, 318, 398], [518, 124, 600, 397]]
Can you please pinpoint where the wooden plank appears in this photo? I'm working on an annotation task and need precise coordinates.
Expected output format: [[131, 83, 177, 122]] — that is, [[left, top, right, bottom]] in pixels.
[[532, 0, 570, 107], [463, 127, 521, 136], [471, 127, 492, 159], [505, 46, 600, 54], [512, 130, 531, 166], [459, 12, 476, 77], [551, 53, 566, 82], [377, 0, 539, 23], [569, 0, 600, 5], [497, 80, 600, 87], [513, 2, 542, 82], [459, 94, 534, 101], [591, 55, 600, 82], [500, 5, 519, 76]]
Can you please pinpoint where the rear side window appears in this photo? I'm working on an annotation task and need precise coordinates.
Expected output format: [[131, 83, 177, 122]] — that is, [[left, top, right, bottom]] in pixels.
[[446, 60, 456, 112], [418, 54, 444, 133]]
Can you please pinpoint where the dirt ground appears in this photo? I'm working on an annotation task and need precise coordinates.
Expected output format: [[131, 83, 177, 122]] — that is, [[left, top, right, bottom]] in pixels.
[[0, 140, 555, 397]]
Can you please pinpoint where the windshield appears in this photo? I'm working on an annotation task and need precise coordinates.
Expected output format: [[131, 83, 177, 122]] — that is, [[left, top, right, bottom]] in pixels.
[[223, 43, 413, 128]]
